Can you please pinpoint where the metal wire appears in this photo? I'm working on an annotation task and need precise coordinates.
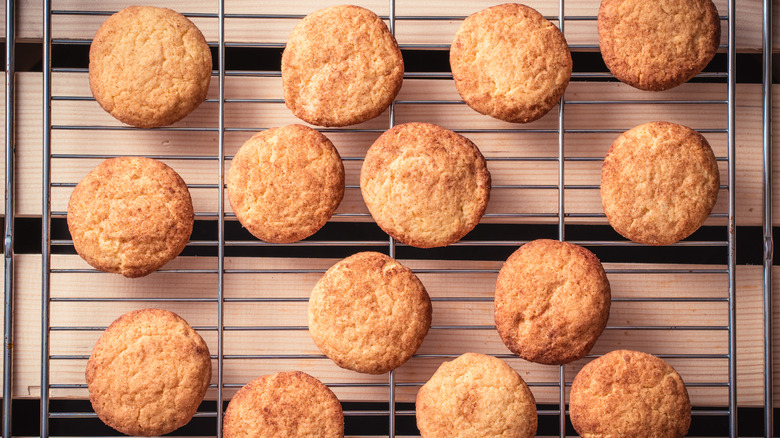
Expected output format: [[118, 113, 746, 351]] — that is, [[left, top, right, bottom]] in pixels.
[[41, 0, 53, 436], [763, 0, 774, 435], [727, 1, 738, 437], [556, 4, 567, 437], [37, 1, 742, 437], [2, 0, 12, 435], [216, 0, 226, 435]]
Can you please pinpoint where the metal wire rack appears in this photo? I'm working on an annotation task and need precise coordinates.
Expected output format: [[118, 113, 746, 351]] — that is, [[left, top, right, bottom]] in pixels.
[[0, 0, 766, 436]]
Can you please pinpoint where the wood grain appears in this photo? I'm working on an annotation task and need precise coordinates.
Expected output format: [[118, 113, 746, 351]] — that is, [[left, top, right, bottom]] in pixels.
[[12, 73, 780, 226], [7, 0, 780, 51], [10, 254, 771, 406]]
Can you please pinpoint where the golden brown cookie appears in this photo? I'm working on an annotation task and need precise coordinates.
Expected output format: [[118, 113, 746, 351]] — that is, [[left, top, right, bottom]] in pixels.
[[89, 6, 212, 128], [282, 5, 404, 127], [86, 309, 212, 436], [227, 125, 345, 243], [67, 157, 194, 278], [360, 122, 491, 248], [494, 239, 611, 365], [598, 0, 720, 91], [223, 371, 344, 438], [416, 353, 537, 438], [450, 3, 572, 123], [570, 350, 692, 438], [308, 252, 431, 374], [601, 121, 720, 246]]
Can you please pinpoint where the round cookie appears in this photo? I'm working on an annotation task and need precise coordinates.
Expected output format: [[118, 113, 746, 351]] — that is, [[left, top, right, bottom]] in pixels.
[[67, 157, 194, 278], [86, 309, 212, 436], [494, 239, 611, 365], [601, 121, 720, 246], [308, 252, 431, 374], [450, 4, 572, 123], [89, 6, 212, 128], [598, 0, 720, 91], [282, 5, 404, 127], [570, 350, 691, 438], [416, 353, 537, 438], [360, 122, 491, 248], [227, 125, 345, 243], [223, 371, 344, 438]]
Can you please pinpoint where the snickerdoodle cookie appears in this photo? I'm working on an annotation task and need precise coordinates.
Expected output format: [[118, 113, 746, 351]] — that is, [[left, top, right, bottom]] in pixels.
[[416, 353, 537, 438], [601, 121, 720, 245], [360, 122, 491, 248], [308, 252, 431, 374], [67, 157, 194, 278], [450, 3, 572, 123], [570, 349, 691, 438], [89, 6, 212, 127], [282, 5, 404, 127], [598, 0, 720, 91], [223, 371, 344, 438], [227, 125, 345, 243], [495, 239, 611, 365], [86, 309, 212, 436]]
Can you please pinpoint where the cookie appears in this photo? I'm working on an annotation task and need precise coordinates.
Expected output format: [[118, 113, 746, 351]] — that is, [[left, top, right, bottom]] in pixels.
[[308, 252, 431, 374], [86, 309, 212, 436], [360, 122, 491, 248], [598, 0, 720, 91], [282, 5, 404, 127], [416, 353, 537, 438], [450, 3, 572, 123], [227, 125, 345, 243], [89, 6, 212, 128], [570, 350, 691, 438], [67, 157, 194, 278], [223, 371, 344, 438], [494, 239, 611, 365], [601, 121, 720, 245]]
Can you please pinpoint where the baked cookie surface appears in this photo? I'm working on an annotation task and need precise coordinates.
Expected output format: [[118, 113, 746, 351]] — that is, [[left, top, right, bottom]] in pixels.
[[227, 125, 345, 243], [89, 6, 212, 128], [308, 252, 431, 374], [598, 0, 720, 91], [86, 309, 212, 436], [223, 371, 344, 438], [416, 353, 537, 438], [570, 349, 691, 438], [450, 3, 572, 123], [67, 157, 194, 278], [494, 239, 611, 365], [601, 121, 720, 246], [360, 122, 491, 248], [282, 5, 403, 127]]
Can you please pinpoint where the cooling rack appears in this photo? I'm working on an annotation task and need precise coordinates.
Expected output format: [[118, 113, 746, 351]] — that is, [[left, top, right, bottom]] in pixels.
[[1, 0, 772, 436]]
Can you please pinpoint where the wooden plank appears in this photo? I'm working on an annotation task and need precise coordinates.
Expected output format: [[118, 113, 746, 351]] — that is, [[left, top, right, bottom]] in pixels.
[[14, 73, 772, 225], [10, 0, 777, 52], [11, 254, 768, 406]]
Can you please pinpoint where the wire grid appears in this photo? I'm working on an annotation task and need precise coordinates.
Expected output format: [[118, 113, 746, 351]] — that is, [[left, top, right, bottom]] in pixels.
[[36, 0, 739, 437]]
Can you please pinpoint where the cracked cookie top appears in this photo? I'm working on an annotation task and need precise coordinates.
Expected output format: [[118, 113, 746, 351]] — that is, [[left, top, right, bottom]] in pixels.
[[416, 352, 537, 438], [67, 157, 194, 278], [308, 252, 431, 374], [89, 6, 212, 128], [570, 349, 691, 438], [598, 0, 720, 91], [360, 122, 491, 248], [600, 121, 720, 246], [449, 3, 571, 123], [282, 5, 404, 127], [227, 125, 345, 243], [223, 371, 344, 438], [86, 309, 212, 436], [494, 239, 611, 365]]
